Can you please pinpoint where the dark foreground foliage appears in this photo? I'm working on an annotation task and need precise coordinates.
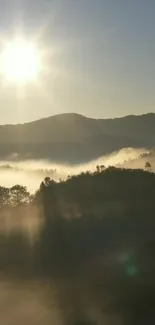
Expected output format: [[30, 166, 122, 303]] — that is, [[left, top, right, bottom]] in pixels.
[[0, 167, 155, 324]]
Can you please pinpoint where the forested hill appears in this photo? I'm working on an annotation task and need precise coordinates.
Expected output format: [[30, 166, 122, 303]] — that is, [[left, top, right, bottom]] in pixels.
[[36, 167, 155, 220], [0, 167, 155, 324], [0, 167, 155, 221], [0, 113, 155, 162]]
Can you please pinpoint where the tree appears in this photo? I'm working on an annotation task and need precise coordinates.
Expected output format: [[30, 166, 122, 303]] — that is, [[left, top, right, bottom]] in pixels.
[[100, 165, 105, 172], [10, 185, 30, 207], [44, 177, 51, 187], [0, 186, 10, 208], [145, 161, 152, 172]]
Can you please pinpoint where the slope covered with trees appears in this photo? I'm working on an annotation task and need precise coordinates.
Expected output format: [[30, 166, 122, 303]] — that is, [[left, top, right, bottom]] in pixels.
[[0, 167, 155, 324]]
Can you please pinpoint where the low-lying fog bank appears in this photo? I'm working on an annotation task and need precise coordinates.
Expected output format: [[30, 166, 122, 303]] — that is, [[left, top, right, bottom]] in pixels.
[[0, 147, 153, 192]]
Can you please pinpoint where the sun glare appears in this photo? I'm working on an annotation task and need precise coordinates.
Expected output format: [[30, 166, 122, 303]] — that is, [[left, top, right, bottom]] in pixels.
[[0, 39, 41, 84]]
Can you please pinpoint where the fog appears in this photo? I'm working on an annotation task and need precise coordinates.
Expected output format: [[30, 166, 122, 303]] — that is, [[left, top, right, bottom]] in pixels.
[[0, 279, 124, 325], [0, 280, 60, 325], [0, 147, 152, 192], [0, 147, 154, 325]]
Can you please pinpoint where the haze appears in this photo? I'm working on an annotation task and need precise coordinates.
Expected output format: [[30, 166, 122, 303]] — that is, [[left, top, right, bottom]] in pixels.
[[0, 2, 155, 325], [0, 147, 151, 192], [0, 0, 154, 123]]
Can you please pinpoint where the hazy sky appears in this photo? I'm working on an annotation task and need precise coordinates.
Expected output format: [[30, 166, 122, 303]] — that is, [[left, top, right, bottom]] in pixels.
[[0, 0, 154, 123]]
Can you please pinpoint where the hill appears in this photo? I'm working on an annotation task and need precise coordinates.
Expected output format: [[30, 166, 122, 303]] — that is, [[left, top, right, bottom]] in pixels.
[[0, 112, 155, 162], [0, 168, 155, 323]]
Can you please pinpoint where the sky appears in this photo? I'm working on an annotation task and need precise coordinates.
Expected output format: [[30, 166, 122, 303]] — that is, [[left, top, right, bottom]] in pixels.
[[0, 0, 154, 124]]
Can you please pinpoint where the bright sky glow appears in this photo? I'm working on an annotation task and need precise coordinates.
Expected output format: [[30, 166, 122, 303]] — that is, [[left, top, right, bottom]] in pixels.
[[0, 39, 42, 84], [0, 1, 154, 123]]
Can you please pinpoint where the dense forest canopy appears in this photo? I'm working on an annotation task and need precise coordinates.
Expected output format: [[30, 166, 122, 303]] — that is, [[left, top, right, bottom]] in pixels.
[[0, 166, 155, 324], [0, 166, 154, 216]]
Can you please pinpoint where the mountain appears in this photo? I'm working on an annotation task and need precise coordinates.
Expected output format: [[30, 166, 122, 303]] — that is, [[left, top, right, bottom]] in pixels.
[[0, 112, 155, 163]]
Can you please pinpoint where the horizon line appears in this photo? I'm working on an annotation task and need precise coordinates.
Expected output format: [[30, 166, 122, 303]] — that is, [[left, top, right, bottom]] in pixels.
[[0, 111, 154, 127]]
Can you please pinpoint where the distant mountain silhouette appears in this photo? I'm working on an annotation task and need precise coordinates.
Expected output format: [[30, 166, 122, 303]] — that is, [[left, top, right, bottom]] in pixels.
[[0, 112, 155, 163]]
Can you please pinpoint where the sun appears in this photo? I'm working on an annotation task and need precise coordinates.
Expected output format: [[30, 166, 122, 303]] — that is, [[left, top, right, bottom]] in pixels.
[[0, 39, 41, 84]]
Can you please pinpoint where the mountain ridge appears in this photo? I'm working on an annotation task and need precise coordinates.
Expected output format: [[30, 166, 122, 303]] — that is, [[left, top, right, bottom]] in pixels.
[[0, 112, 154, 163], [2, 112, 155, 127]]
